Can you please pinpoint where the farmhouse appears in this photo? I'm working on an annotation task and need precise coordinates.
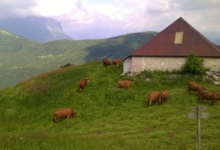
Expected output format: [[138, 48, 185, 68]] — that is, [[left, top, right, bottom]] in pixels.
[[122, 17, 220, 73]]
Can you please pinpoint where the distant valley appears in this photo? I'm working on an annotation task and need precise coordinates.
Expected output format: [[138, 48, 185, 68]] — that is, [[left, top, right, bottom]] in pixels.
[[0, 29, 157, 90]]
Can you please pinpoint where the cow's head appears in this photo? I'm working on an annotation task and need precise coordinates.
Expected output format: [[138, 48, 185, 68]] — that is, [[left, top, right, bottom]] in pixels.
[[86, 78, 89, 82]]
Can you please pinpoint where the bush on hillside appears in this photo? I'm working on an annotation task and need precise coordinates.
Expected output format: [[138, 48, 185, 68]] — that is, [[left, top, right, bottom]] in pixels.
[[60, 63, 73, 68], [181, 52, 205, 75]]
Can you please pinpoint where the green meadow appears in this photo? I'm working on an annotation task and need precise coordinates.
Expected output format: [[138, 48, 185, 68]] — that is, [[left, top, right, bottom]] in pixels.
[[0, 61, 220, 150]]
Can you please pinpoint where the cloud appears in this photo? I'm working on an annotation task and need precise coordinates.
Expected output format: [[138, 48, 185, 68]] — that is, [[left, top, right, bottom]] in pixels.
[[0, 0, 39, 18], [145, 0, 174, 14], [55, 0, 220, 40], [52, 1, 148, 39], [167, 0, 220, 37], [172, 0, 220, 11], [35, 0, 81, 17], [0, 0, 219, 41]]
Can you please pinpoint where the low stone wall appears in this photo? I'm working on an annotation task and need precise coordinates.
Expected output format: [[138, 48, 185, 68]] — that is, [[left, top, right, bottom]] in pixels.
[[121, 71, 220, 85], [204, 71, 220, 85]]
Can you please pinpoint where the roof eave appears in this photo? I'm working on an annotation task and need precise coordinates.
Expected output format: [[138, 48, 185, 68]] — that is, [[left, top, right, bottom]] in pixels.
[[130, 55, 220, 58]]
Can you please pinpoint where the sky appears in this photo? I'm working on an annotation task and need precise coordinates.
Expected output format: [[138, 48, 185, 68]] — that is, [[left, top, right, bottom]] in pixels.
[[0, 0, 220, 41]]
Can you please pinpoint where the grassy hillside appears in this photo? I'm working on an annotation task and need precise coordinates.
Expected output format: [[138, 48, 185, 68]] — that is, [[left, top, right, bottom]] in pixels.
[[0, 61, 220, 149], [0, 30, 157, 90]]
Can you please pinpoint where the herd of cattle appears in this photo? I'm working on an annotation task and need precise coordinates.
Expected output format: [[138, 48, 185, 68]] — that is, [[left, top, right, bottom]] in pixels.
[[53, 59, 220, 123], [188, 81, 220, 105], [148, 90, 169, 107], [103, 58, 120, 68]]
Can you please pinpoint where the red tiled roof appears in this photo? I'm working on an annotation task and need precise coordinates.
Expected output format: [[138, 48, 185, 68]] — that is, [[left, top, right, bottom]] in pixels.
[[130, 17, 220, 57]]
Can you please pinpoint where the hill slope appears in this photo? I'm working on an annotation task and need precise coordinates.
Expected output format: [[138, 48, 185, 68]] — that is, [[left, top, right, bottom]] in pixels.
[[0, 61, 220, 149], [0, 17, 72, 42], [0, 30, 157, 90]]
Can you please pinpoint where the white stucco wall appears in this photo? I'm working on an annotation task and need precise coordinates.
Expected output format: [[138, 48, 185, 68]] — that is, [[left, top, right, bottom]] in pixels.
[[123, 57, 132, 73], [123, 57, 220, 73]]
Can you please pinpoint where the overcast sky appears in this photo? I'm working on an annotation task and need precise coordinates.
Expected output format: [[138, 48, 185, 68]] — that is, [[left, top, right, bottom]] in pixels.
[[0, 0, 220, 41]]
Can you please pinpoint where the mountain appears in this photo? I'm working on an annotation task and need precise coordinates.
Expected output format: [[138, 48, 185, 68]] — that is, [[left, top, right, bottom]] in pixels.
[[0, 17, 72, 42], [0, 30, 158, 90]]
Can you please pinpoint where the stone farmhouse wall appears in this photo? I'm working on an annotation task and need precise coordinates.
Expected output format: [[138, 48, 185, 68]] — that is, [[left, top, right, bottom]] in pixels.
[[123, 57, 220, 73]]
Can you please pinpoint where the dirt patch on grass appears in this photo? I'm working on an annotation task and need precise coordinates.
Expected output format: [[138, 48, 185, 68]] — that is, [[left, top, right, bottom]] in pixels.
[[142, 126, 156, 133], [167, 132, 175, 141], [85, 130, 105, 137]]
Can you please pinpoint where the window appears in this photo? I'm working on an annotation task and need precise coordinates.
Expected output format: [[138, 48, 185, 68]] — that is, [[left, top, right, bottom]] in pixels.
[[174, 32, 183, 44]]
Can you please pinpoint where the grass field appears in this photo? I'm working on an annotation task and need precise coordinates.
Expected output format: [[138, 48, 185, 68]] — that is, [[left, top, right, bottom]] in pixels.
[[0, 61, 220, 150]]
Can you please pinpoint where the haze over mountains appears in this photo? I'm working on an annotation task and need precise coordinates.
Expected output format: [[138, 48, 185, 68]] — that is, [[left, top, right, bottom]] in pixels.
[[0, 17, 72, 42], [0, 16, 219, 45]]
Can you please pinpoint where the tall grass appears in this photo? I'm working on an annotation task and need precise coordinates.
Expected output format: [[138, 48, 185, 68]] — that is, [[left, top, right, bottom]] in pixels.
[[0, 61, 220, 149]]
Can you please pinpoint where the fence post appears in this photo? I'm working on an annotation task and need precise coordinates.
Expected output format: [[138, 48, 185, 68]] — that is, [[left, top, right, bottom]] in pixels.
[[197, 105, 200, 150], [187, 104, 210, 150]]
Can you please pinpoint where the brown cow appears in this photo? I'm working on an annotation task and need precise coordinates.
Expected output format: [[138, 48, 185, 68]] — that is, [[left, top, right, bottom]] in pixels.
[[198, 90, 220, 106], [54, 108, 76, 123], [148, 91, 160, 107], [159, 90, 169, 105], [79, 78, 89, 92], [112, 59, 120, 68], [187, 81, 206, 95], [103, 58, 111, 67], [117, 80, 131, 90]]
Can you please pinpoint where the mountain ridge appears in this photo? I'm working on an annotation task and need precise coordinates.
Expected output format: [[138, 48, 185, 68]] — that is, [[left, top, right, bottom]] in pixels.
[[0, 17, 72, 42]]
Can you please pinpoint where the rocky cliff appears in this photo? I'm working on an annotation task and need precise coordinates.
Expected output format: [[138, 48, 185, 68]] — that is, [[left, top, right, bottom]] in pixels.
[[0, 17, 72, 42]]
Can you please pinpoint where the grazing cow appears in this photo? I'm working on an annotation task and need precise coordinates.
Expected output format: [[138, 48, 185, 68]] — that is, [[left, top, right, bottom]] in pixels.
[[79, 78, 89, 92], [117, 80, 131, 90], [198, 90, 220, 106], [54, 108, 76, 123], [103, 58, 111, 67], [148, 91, 160, 107], [159, 90, 169, 105], [187, 81, 206, 95], [112, 59, 120, 68]]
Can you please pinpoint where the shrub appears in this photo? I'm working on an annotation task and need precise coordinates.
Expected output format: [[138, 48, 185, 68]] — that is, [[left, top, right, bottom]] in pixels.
[[60, 63, 73, 68], [139, 70, 154, 78], [181, 52, 205, 75]]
